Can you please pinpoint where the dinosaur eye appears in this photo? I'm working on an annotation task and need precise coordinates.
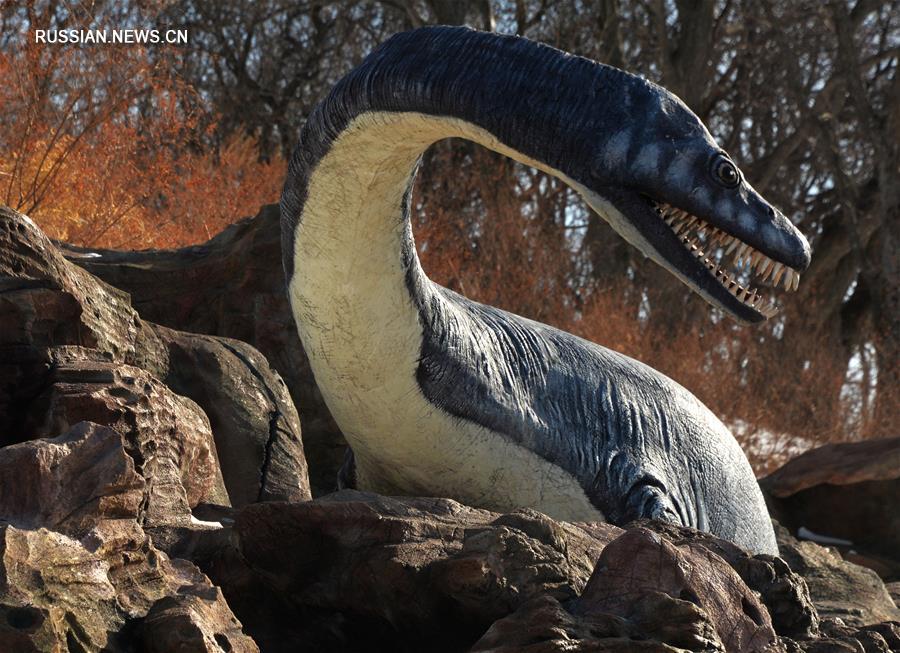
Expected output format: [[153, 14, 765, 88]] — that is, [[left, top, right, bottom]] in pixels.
[[712, 155, 740, 188]]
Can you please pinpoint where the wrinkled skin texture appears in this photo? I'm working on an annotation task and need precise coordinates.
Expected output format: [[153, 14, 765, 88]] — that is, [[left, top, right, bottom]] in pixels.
[[281, 27, 796, 555]]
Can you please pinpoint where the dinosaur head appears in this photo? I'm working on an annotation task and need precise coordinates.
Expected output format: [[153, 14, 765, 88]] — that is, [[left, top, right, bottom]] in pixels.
[[575, 75, 810, 324]]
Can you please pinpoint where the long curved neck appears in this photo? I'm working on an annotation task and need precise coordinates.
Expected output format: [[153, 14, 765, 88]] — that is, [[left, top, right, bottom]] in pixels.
[[279, 27, 638, 395]]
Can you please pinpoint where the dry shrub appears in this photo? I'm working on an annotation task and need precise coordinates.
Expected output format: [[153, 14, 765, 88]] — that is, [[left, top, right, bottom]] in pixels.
[[0, 7, 284, 250]]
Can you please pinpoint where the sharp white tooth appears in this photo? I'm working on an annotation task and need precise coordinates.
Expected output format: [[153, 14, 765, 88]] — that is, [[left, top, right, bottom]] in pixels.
[[791, 270, 800, 291], [783, 270, 794, 290], [772, 263, 785, 286], [758, 257, 773, 278], [726, 239, 740, 256]]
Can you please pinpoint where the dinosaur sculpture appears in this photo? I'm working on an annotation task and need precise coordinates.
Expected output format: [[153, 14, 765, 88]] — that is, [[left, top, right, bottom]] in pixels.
[[280, 27, 810, 555]]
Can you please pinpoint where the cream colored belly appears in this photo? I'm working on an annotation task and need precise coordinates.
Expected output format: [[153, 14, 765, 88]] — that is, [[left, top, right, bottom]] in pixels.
[[309, 342, 604, 522]]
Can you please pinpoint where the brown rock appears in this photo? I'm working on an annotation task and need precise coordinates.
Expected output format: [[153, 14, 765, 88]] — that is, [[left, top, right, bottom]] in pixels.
[[639, 519, 820, 640], [776, 529, 900, 626], [60, 205, 341, 494], [0, 523, 255, 653], [0, 205, 310, 508], [471, 594, 683, 652], [208, 491, 620, 652], [141, 587, 258, 653], [580, 527, 779, 653], [0, 210, 167, 376], [0, 421, 144, 533], [762, 438, 900, 562], [885, 582, 900, 608], [431, 509, 619, 622], [21, 361, 229, 525], [764, 439, 900, 497], [0, 524, 124, 651], [799, 617, 900, 653], [159, 328, 310, 506]]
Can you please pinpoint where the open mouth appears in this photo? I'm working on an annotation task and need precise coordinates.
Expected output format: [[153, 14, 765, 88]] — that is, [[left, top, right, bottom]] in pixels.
[[652, 200, 802, 319]]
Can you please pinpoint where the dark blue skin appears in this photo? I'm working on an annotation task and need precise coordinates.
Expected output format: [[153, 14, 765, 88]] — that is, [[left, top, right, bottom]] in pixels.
[[282, 27, 810, 554]]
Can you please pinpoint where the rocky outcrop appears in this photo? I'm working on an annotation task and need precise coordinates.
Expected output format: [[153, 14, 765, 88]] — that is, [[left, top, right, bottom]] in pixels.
[[60, 205, 343, 494], [159, 328, 308, 506], [578, 527, 778, 651], [633, 520, 821, 640], [0, 205, 306, 650], [1, 206, 310, 507], [201, 492, 900, 653], [763, 437, 900, 568], [0, 523, 259, 653]]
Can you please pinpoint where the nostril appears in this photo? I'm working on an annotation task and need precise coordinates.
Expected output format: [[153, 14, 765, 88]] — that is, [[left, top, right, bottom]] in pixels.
[[766, 206, 776, 219]]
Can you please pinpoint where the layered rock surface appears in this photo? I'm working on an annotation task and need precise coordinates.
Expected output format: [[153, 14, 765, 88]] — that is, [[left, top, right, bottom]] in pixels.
[[0, 206, 306, 651], [59, 204, 343, 495], [2, 205, 899, 652], [1, 207, 311, 506]]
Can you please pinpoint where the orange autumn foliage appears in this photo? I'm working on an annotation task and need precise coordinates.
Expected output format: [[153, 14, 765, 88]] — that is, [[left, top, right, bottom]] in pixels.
[[0, 19, 284, 250]]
